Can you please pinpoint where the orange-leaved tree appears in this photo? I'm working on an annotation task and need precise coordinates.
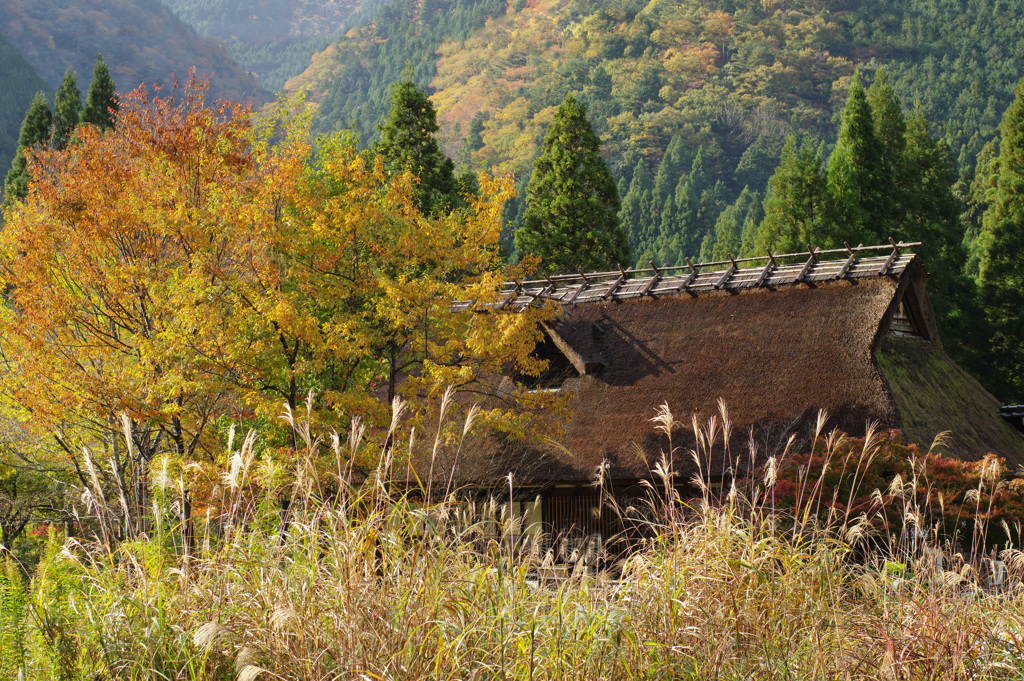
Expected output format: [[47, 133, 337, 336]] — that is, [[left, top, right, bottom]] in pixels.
[[0, 73, 553, 530]]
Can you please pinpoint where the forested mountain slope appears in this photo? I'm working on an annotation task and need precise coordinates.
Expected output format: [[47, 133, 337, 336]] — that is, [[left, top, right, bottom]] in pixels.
[[287, 0, 1024, 259], [161, 0, 371, 93], [0, 0, 263, 104], [286, 0, 508, 144], [0, 33, 48, 176]]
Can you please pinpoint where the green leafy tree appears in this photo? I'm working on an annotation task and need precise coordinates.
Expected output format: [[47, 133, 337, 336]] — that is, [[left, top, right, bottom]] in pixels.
[[3, 92, 51, 208], [374, 75, 457, 216], [81, 53, 118, 132], [516, 94, 629, 273], [51, 68, 82, 151], [980, 77, 1024, 399]]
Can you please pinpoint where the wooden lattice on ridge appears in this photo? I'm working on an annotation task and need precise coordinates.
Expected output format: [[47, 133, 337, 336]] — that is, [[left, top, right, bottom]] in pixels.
[[453, 240, 922, 312]]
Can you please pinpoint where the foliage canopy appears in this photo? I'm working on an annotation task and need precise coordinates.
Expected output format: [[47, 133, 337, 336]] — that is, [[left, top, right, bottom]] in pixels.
[[0, 74, 551, 478]]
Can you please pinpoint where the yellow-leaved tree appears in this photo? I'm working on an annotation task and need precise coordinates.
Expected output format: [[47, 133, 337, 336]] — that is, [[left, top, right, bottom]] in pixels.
[[0, 74, 553, 532]]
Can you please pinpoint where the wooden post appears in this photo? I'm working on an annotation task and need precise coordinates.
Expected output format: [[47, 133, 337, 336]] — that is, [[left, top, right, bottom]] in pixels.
[[602, 272, 627, 300], [794, 252, 816, 283], [640, 261, 663, 296], [566, 277, 590, 305], [878, 239, 901, 275], [836, 243, 859, 279], [676, 258, 700, 292], [755, 250, 776, 287], [714, 256, 738, 289]]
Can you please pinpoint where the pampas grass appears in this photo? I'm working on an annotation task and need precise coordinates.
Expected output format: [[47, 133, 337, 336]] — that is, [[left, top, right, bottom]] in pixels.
[[9, 400, 1024, 680]]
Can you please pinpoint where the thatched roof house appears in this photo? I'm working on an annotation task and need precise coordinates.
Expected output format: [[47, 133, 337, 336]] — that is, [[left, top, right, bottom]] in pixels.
[[446, 243, 1024, 494]]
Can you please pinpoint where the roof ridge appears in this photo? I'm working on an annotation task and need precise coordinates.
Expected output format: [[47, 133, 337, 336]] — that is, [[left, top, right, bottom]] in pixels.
[[504, 240, 921, 289], [455, 241, 920, 312]]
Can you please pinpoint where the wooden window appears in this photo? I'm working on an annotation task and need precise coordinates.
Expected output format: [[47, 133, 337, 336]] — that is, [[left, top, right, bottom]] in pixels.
[[890, 299, 922, 337], [515, 333, 580, 391]]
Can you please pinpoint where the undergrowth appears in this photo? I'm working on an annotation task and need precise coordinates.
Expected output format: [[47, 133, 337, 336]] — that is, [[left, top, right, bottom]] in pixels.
[[3, 398, 1024, 680]]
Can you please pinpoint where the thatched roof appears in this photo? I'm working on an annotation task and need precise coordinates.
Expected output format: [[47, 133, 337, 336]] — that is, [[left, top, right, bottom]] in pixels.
[[434, 243, 1024, 488], [876, 337, 1024, 464]]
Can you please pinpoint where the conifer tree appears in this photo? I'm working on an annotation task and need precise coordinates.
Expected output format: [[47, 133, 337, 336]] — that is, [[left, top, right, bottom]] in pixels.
[[619, 188, 644, 252], [962, 139, 999, 281], [980, 77, 1024, 398], [3, 92, 51, 208], [709, 187, 756, 262], [655, 195, 681, 265], [638, 189, 657, 249], [867, 70, 907, 239], [82, 53, 119, 132], [698, 231, 715, 263], [516, 94, 629, 273], [739, 190, 764, 256], [827, 72, 891, 246], [51, 67, 82, 151], [374, 74, 456, 215], [677, 147, 707, 208], [653, 134, 687, 202], [756, 135, 829, 253], [673, 148, 721, 260], [902, 113, 993, 385], [734, 135, 782, 194], [867, 71, 907, 181], [629, 159, 652, 195]]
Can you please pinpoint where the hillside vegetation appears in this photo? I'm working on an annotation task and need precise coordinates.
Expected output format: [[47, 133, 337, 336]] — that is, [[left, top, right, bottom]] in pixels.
[[0, 33, 48, 175], [286, 0, 509, 144], [0, 0, 263, 105], [288, 0, 1024, 260], [162, 0, 368, 92]]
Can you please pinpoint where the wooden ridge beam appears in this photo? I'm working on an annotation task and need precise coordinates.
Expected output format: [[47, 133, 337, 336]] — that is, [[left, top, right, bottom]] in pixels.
[[501, 241, 922, 288]]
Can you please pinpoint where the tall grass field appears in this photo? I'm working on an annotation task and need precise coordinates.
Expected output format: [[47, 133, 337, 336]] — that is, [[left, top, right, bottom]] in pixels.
[[2, 401, 1024, 680]]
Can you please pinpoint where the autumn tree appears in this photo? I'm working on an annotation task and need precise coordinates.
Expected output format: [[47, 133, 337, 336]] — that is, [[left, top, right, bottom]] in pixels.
[[0, 75, 551, 527], [516, 94, 629, 273]]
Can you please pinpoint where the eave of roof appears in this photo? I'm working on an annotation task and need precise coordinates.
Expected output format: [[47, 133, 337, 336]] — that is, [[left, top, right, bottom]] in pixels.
[[456, 242, 920, 312]]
